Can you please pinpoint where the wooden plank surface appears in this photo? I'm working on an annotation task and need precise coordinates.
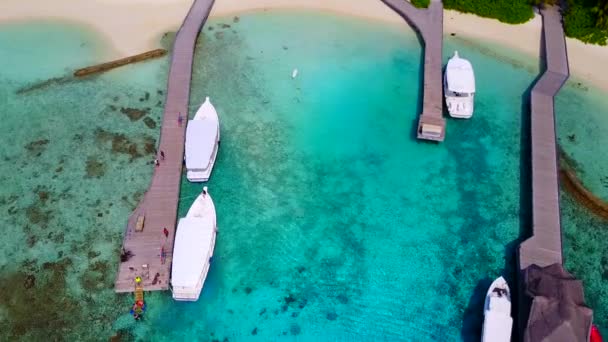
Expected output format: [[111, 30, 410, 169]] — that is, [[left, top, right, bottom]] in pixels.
[[380, 0, 446, 141], [114, 0, 216, 293], [518, 5, 569, 270]]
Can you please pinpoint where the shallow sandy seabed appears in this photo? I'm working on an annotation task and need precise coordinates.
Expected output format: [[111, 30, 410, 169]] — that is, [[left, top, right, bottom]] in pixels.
[[1, 0, 607, 91]]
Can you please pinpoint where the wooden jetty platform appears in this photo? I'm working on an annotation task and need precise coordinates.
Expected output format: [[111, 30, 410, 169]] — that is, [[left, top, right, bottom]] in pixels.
[[518, 5, 569, 272], [381, 0, 446, 142], [114, 0, 216, 293]]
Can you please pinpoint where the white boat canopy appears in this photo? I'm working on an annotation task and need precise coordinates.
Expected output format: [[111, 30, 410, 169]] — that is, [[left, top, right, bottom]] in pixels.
[[446, 51, 475, 94], [171, 216, 215, 289], [185, 120, 218, 171]]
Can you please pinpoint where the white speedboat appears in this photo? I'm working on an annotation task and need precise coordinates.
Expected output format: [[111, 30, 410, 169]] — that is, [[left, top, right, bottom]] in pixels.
[[185, 97, 220, 182], [171, 187, 217, 301], [444, 51, 475, 118], [481, 276, 513, 342]]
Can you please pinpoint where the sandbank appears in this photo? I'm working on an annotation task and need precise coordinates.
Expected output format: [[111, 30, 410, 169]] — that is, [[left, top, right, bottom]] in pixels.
[[1, 0, 607, 90]]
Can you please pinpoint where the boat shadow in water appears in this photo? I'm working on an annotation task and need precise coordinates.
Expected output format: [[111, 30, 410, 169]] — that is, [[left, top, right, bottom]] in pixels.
[[460, 31, 546, 340]]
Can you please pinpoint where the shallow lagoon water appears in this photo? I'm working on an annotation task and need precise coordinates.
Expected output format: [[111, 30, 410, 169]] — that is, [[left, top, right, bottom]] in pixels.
[[0, 10, 606, 341]]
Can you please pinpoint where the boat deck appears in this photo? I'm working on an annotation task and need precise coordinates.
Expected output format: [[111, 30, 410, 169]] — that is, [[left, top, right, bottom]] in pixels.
[[114, 0, 216, 293], [381, 0, 446, 141]]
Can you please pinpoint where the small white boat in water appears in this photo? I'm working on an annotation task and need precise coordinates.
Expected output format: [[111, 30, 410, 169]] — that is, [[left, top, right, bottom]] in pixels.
[[185, 97, 220, 182], [171, 187, 217, 301], [292, 68, 298, 79], [481, 276, 513, 342], [444, 51, 475, 118]]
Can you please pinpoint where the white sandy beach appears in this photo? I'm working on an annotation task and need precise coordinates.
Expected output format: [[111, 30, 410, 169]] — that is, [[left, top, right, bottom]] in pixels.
[[1, 0, 607, 90]]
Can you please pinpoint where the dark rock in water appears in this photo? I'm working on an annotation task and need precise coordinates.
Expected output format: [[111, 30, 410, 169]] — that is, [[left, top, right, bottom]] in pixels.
[[113, 96, 119, 102], [291, 312, 299, 318], [244, 286, 252, 294], [259, 308, 267, 316], [284, 293, 296, 305], [87, 250, 100, 259], [143, 117, 157, 129], [23, 275, 35, 289], [296, 266, 306, 273], [26, 205, 51, 226], [208, 26, 214, 31], [290, 324, 301, 335], [298, 298, 307, 309], [157, 89, 163, 95], [156, 100, 163, 107], [139, 97, 144, 102], [97, 212, 103, 217], [450, 33, 456, 36], [233, 16, 240, 23], [220, 23, 231, 29], [38, 191, 49, 202], [85, 157, 106, 178], [109, 105, 117, 111], [337, 293, 348, 304], [251, 328, 257, 335], [95, 128, 152, 161], [143, 136, 157, 155], [144, 92, 150, 101], [55, 166, 63, 173], [110, 329, 135, 342], [215, 31, 224, 39], [24, 139, 49, 155], [26, 234, 37, 247], [120, 107, 149, 121], [326, 312, 338, 321]]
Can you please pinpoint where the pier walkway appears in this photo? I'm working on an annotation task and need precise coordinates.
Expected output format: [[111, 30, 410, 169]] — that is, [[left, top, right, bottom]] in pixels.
[[381, 0, 445, 141], [518, 5, 569, 271], [114, 0, 215, 293]]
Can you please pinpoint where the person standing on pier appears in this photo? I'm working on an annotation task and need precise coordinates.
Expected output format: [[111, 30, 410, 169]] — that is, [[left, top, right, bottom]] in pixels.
[[178, 112, 183, 127], [160, 150, 165, 161]]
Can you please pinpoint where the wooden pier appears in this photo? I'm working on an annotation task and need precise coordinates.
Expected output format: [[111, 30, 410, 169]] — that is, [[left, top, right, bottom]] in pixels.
[[518, 5, 569, 272], [114, 0, 216, 293], [517, 5, 571, 337], [381, 0, 446, 141]]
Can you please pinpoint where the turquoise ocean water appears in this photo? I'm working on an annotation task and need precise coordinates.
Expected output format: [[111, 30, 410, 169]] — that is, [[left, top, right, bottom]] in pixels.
[[0, 11, 606, 341]]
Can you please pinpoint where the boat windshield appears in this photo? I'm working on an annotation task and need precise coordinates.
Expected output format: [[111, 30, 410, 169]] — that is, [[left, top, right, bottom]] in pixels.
[[448, 91, 473, 97]]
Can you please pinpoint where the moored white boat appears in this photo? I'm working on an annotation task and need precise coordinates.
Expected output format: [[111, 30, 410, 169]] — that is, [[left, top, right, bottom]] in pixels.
[[185, 97, 220, 182], [444, 51, 475, 118], [481, 276, 513, 342], [171, 187, 217, 301]]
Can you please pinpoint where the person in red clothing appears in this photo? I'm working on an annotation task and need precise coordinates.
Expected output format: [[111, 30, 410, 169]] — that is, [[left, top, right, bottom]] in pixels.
[[163, 227, 169, 238]]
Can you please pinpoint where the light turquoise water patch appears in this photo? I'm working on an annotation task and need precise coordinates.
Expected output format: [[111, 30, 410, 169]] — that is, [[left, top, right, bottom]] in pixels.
[[1, 10, 607, 341]]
